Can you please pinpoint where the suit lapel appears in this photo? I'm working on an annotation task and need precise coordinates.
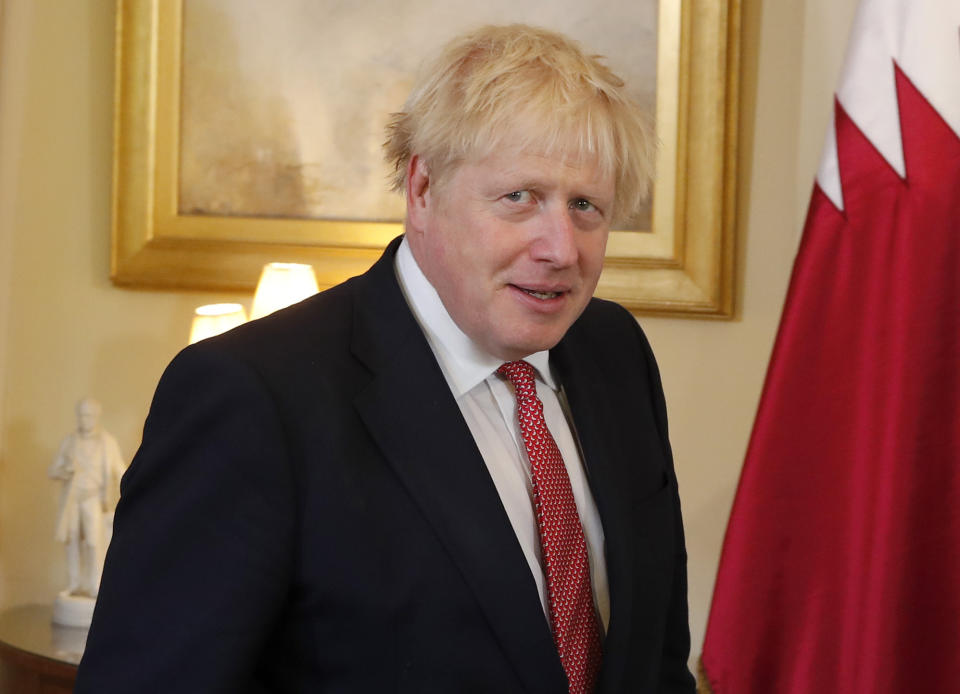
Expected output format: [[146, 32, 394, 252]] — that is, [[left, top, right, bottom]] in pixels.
[[350, 240, 567, 694], [551, 334, 637, 693]]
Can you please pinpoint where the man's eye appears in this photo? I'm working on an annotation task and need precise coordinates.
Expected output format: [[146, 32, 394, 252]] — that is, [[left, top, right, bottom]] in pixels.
[[571, 198, 596, 212], [504, 190, 531, 203]]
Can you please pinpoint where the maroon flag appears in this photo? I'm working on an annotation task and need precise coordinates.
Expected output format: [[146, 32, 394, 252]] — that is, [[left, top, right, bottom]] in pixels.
[[701, 2, 960, 692]]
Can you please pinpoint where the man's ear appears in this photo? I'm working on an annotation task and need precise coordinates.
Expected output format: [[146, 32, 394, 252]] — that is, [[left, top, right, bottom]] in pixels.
[[405, 155, 431, 234]]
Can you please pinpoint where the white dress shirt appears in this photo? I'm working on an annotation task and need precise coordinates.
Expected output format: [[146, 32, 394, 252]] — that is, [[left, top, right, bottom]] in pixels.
[[394, 238, 609, 630]]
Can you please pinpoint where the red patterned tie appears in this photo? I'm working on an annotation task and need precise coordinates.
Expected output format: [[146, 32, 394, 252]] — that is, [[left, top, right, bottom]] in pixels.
[[498, 360, 602, 693]]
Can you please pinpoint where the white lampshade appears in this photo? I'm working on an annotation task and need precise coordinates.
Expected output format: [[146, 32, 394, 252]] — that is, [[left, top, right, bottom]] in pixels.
[[188, 303, 247, 344], [250, 262, 319, 320]]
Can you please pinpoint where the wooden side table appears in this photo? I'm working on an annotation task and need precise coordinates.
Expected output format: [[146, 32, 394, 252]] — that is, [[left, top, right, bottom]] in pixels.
[[0, 605, 85, 694]]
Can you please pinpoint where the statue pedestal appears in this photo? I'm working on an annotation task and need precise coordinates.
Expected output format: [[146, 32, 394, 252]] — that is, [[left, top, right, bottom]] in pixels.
[[52, 592, 95, 628]]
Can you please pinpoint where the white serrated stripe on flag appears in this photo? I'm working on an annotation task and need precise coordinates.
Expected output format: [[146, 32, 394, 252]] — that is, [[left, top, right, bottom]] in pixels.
[[816, 0, 960, 212]]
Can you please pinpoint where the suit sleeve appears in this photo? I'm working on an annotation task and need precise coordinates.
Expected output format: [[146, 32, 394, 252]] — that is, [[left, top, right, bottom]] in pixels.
[[635, 321, 697, 694], [74, 344, 297, 694]]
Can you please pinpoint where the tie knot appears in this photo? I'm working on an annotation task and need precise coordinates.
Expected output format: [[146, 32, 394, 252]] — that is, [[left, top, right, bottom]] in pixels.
[[498, 360, 538, 398]]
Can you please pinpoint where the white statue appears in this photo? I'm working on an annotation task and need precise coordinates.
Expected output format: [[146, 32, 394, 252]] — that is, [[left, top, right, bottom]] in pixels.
[[48, 398, 125, 624]]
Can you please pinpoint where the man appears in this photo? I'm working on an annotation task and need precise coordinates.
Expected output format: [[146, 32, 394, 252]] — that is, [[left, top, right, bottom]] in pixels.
[[48, 397, 125, 599], [76, 24, 695, 693]]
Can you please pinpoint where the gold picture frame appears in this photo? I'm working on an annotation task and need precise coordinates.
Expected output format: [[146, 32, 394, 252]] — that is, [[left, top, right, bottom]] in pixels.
[[112, 0, 739, 317]]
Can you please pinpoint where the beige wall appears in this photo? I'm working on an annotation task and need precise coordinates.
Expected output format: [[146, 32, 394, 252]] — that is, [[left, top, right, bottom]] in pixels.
[[0, 0, 858, 664], [0, 0, 14, 604]]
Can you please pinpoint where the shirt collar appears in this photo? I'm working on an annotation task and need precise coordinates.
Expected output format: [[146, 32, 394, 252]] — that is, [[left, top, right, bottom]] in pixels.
[[394, 237, 556, 397]]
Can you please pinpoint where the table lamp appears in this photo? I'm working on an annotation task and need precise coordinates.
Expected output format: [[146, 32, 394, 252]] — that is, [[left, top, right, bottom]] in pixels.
[[188, 303, 248, 344], [250, 262, 319, 320]]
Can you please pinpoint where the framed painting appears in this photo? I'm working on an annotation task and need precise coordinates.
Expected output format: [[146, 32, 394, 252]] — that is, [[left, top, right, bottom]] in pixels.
[[112, 0, 739, 316]]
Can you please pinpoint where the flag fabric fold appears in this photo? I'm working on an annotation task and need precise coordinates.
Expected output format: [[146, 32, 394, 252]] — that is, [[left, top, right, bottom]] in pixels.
[[701, 1, 960, 692]]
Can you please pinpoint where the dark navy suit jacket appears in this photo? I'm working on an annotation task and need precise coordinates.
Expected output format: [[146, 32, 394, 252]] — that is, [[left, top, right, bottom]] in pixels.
[[75, 237, 695, 693]]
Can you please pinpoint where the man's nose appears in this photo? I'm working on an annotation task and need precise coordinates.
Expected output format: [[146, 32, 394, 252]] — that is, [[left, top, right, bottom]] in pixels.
[[530, 205, 578, 267]]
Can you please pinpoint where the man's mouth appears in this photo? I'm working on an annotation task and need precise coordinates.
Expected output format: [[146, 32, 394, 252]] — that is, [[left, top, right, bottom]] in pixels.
[[514, 285, 563, 300]]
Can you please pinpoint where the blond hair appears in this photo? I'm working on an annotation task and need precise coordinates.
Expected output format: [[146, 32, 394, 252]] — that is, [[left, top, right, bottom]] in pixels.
[[384, 24, 655, 223]]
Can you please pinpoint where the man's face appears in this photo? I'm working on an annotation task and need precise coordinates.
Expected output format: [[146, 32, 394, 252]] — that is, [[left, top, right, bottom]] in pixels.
[[406, 147, 614, 361]]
